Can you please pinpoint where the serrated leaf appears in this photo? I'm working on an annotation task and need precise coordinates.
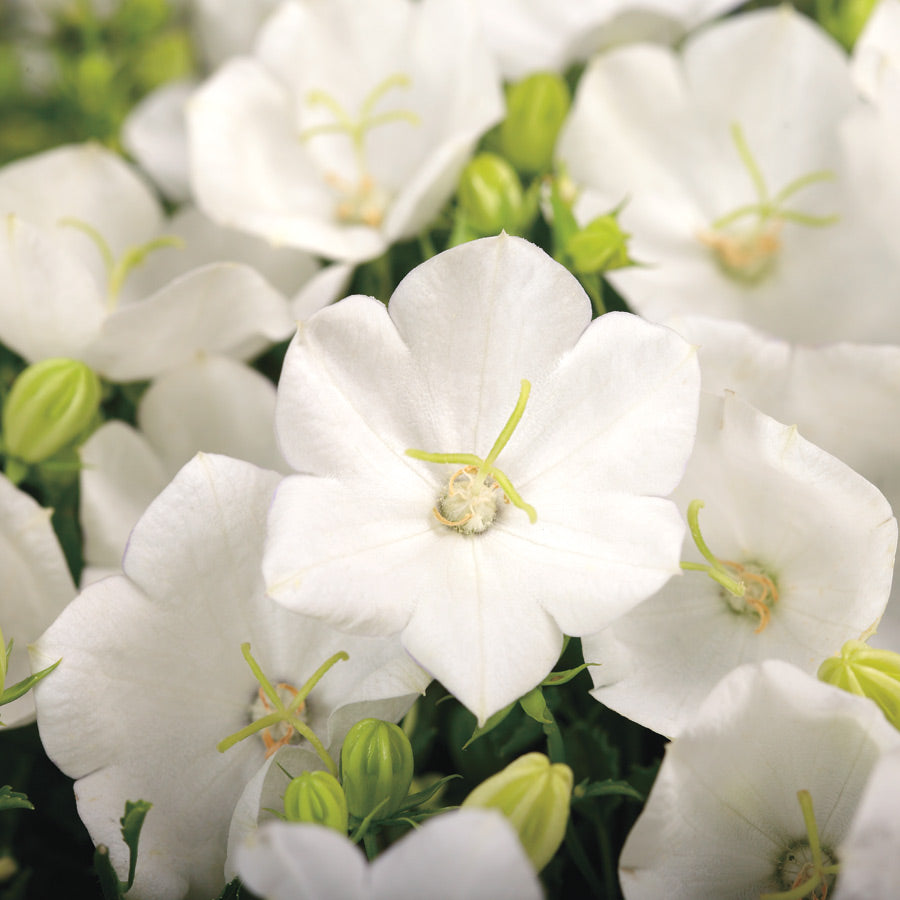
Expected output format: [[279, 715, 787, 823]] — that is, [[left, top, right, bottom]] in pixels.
[[462, 701, 516, 749], [120, 799, 151, 892], [0, 785, 33, 811], [519, 687, 553, 725], [573, 778, 645, 804]]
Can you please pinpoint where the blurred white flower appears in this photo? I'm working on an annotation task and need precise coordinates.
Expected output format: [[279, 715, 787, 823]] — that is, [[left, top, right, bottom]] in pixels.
[[187, 0, 504, 262]]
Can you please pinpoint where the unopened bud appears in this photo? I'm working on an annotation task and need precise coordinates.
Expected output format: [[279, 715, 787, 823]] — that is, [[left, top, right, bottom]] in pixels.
[[340, 718, 413, 820], [283, 771, 348, 834], [819, 639, 900, 730], [462, 752, 572, 871], [458, 153, 525, 236], [3, 358, 101, 466], [566, 214, 631, 275], [501, 73, 570, 176]]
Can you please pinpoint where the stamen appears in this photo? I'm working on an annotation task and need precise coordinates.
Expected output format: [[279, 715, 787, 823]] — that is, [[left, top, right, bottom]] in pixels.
[[761, 790, 839, 900], [697, 122, 838, 283], [58, 217, 184, 309], [681, 500, 778, 632], [406, 380, 537, 531], [217, 642, 347, 777]]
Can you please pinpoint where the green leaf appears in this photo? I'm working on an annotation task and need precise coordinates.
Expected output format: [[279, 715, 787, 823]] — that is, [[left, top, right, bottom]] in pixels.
[[0, 658, 61, 707], [462, 701, 516, 749], [0, 785, 34, 811], [93, 845, 124, 900], [573, 778, 645, 804], [215, 877, 249, 900], [120, 799, 152, 892], [519, 687, 554, 725]]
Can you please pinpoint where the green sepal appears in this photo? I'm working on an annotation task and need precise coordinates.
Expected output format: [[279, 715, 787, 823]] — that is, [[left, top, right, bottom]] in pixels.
[[572, 778, 645, 804], [0, 658, 61, 710], [0, 785, 33, 812], [519, 687, 554, 725], [393, 774, 461, 814], [120, 799, 152, 892], [348, 796, 389, 844], [93, 846, 124, 900], [542, 662, 595, 688], [462, 700, 516, 749], [548, 176, 579, 263]]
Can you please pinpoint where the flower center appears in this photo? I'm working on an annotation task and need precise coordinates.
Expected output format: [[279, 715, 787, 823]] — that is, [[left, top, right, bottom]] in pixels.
[[217, 642, 348, 776], [299, 73, 420, 227], [406, 379, 537, 534], [761, 791, 840, 900], [681, 500, 778, 633], [58, 217, 183, 310], [248, 681, 307, 757], [696, 122, 838, 284]]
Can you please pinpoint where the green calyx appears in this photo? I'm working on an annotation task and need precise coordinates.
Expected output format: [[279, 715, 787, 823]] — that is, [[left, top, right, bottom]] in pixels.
[[217, 643, 347, 777], [818, 639, 900, 731], [406, 378, 536, 531]]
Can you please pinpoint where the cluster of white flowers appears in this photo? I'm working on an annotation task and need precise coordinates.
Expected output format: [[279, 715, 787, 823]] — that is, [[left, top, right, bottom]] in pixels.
[[3, 0, 900, 897]]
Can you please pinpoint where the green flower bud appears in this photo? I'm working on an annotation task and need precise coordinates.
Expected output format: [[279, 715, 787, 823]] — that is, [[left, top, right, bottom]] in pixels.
[[283, 771, 348, 834], [457, 153, 525, 236], [818, 639, 900, 730], [565, 214, 632, 275], [500, 72, 571, 176], [462, 752, 573, 871], [340, 718, 414, 820], [2, 358, 101, 466], [817, 0, 878, 50]]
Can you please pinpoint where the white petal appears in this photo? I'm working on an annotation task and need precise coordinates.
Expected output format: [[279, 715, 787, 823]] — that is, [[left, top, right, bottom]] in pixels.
[[79, 421, 169, 572], [371, 809, 542, 900], [138, 357, 286, 474], [88, 263, 294, 380]]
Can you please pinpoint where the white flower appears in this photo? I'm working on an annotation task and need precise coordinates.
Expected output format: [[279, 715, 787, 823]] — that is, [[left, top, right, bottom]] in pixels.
[[235, 809, 543, 900], [31, 454, 429, 900], [0, 144, 302, 381], [619, 660, 900, 899], [263, 234, 700, 723], [187, 0, 504, 263], [852, 0, 900, 102], [835, 747, 900, 899], [584, 392, 897, 737], [477, 0, 745, 80], [79, 355, 287, 583], [0, 473, 74, 727], [667, 313, 900, 651], [556, 8, 893, 344]]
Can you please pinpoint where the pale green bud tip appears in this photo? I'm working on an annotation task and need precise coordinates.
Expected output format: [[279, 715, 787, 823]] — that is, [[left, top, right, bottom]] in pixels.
[[283, 771, 348, 834], [2, 358, 101, 464], [566, 214, 632, 275], [501, 72, 571, 176], [458, 153, 525, 236], [818, 639, 900, 731], [340, 718, 414, 820], [461, 751, 573, 871]]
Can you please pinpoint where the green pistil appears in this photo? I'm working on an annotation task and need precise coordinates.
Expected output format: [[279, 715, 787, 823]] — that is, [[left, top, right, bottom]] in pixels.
[[680, 499, 745, 597], [710, 123, 838, 233], [299, 73, 420, 170], [217, 642, 347, 777], [761, 790, 840, 900], [58, 217, 184, 309], [406, 378, 537, 525]]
